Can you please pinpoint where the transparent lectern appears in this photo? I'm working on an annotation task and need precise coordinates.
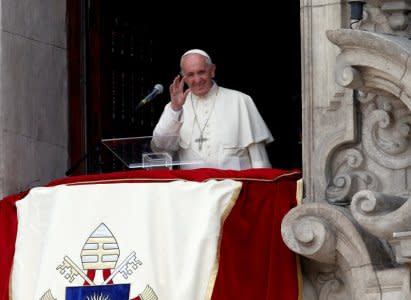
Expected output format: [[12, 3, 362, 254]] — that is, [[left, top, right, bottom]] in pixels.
[[101, 136, 204, 169]]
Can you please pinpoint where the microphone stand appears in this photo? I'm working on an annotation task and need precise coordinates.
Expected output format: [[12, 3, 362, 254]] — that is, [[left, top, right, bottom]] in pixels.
[[65, 142, 104, 176]]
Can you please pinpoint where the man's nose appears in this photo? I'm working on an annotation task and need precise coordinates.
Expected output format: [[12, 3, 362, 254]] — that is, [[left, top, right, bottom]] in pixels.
[[192, 74, 203, 84]]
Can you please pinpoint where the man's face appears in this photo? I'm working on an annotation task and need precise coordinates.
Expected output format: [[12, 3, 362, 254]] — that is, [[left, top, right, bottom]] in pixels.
[[181, 54, 216, 97]]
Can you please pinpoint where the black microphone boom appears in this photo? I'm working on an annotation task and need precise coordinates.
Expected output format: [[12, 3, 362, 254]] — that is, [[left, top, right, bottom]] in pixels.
[[136, 84, 164, 110]]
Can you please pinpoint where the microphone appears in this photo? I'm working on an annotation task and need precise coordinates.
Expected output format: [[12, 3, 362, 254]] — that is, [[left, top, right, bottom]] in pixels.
[[136, 84, 164, 109]]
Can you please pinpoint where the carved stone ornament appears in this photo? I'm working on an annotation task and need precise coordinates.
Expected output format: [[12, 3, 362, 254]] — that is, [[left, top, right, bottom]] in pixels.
[[281, 8, 411, 300], [327, 29, 411, 110], [326, 148, 379, 205], [281, 202, 396, 299]]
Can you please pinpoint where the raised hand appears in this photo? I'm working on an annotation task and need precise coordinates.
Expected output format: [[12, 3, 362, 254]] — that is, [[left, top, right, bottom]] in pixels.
[[169, 75, 190, 111]]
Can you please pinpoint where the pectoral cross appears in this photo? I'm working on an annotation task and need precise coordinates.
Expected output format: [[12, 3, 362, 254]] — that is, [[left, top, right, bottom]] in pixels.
[[195, 134, 208, 151]]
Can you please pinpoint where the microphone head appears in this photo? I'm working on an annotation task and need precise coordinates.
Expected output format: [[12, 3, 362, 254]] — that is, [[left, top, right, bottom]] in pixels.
[[154, 84, 164, 94]]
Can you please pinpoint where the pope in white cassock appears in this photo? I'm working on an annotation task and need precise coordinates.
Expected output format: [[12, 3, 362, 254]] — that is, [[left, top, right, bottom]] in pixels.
[[152, 49, 274, 170]]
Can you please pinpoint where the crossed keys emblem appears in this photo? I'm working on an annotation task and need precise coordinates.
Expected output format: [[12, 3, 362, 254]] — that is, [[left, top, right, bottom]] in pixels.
[[56, 251, 142, 285], [40, 223, 157, 300]]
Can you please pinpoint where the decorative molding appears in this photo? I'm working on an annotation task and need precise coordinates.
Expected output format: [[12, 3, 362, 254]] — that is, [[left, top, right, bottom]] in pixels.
[[360, 5, 393, 33], [327, 29, 411, 110], [283, 2, 411, 299], [326, 148, 379, 205], [351, 190, 411, 239], [362, 96, 411, 169], [381, 0, 411, 35], [281, 202, 391, 299]]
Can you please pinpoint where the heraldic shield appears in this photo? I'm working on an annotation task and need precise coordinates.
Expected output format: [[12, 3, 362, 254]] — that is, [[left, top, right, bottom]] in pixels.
[[66, 283, 130, 299]]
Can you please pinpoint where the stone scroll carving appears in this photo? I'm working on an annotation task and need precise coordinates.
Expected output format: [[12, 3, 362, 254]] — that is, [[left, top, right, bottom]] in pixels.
[[326, 93, 411, 205], [324, 29, 411, 205], [351, 189, 411, 263], [281, 202, 392, 299], [351, 190, 411, 239], [326, 148, 379, 205], [327, 29, 411, 110], [362, 95, 411, 169]]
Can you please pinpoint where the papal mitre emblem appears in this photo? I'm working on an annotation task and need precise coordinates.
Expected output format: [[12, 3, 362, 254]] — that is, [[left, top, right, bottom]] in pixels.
[[80, 223, 120, 270]]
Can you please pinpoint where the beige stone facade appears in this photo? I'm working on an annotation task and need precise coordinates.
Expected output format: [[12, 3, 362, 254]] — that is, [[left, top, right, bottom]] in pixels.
[[282, 1, 411, 298]]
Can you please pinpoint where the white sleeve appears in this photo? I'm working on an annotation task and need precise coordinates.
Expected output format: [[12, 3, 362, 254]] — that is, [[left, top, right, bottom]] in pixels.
[[152, 103, 183, 151], [248, 142, 272, 168]]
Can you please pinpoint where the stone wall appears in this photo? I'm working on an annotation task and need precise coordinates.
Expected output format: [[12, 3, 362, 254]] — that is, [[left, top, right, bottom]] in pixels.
[[0, 0, 68, 197]]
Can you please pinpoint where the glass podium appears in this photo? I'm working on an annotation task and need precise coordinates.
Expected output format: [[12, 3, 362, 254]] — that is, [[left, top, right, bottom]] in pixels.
[[101, 136, 204, 169]]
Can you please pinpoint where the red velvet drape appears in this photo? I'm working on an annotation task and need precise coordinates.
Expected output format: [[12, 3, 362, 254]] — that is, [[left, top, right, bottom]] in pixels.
[[0, 168, 300, 300]]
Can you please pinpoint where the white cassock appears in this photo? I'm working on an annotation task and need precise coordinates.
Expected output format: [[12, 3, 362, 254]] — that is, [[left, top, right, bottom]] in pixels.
[[152, 83, 274, 170]]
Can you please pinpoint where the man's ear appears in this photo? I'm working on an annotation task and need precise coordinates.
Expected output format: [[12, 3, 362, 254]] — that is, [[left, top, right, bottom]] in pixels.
[[210, 64, 216, 78]]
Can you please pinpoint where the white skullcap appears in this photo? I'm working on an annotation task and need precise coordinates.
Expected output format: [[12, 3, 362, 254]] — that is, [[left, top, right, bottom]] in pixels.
[[181, 49, 212, 64], [182, 49, 211, 59]]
